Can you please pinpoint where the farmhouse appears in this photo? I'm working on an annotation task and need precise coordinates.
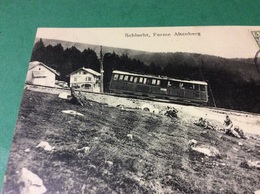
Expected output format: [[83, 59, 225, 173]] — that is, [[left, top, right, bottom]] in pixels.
[[68, 67, 101, 92], [26, 61, 60, 87]]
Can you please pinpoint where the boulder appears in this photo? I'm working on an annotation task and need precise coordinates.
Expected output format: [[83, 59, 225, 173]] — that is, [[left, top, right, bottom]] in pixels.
[[62, 110, 84, 117], [191, 146, 220, 157], [255, 190, 260, 194], [36, 141, 54, 151], [189, 141, 220, 157], [18, 168, 47, 194], [140, 104, 159, 114], [240, 160, 260, 170], [58, 92, 71, 100]]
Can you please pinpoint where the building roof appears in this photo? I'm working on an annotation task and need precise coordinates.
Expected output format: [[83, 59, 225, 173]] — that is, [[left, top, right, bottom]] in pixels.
[[29, 61, 60, 76], [69, 67, 101, 76]]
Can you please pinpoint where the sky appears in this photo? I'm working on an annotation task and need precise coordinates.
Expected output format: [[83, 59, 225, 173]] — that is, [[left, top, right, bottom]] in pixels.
[[36, 26, 260, 59]]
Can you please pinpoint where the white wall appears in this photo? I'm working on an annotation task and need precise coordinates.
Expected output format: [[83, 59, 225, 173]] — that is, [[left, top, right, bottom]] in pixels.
[[25, 65, 56, 87]]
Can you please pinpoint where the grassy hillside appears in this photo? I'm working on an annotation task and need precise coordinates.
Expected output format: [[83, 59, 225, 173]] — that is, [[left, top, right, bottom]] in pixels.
[[3, 90, 260, 193]]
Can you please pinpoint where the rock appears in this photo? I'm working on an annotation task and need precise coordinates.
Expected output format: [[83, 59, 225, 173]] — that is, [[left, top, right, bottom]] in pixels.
[[189, 139, 220, 157], [116, 104, 126, 110], [18, 168, 47, 194], [105, 160, 113, 168], [238, 142, 243, 146], [127, 134, 133, 140], [247, 160, 260, 169], [240, 160, 260, 170], [188, 139, 198, 147], [140, 104, 158, 114], [61, 110, 84, 117], [191, 145, 220, 157], [77, 146, 90, 154], [36, 141, 54, 151], [58, 92, 71, 100], [255, 190, 260, 194], [219, 162, 226, 167], [255, 144, 260, 149]]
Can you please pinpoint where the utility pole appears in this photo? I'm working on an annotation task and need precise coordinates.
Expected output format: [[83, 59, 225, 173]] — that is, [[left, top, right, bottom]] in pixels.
[[100, 45, 104, 93]]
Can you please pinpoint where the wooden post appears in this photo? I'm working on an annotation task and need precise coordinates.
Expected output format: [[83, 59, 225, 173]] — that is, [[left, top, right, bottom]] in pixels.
[[100, 46, 104, 93]]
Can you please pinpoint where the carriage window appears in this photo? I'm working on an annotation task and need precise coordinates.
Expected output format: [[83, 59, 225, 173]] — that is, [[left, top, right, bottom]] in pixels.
[[156, 80, 160, 85], [143, 78, 147, 84], [119, 75, 124, 80], [183, 83, 193, 90], [113, 74, 119, 80], [152, 79, 157, 85], [200, 85, 206, 91], [133, 77, 138, 83], [160, 80, 168, 88], [179, 83, 184, 89], [124, 75, 129, 81], [170, 81, 179, 88], [146, 78, 152, 84], [129, 76, 134, 82], [139, 77, 143, 83], [194, 84, 199, 90]]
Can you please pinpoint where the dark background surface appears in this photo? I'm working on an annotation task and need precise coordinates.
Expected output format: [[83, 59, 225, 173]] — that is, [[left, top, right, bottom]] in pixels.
[[1, 0, 260, 191]]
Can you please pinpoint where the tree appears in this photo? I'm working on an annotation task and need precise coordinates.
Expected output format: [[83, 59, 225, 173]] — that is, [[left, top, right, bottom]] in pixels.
[[82, 48, 100, 72], [64, 46, 82, 71], [149, 63, 162, 75], [31, 39, 45, 62]]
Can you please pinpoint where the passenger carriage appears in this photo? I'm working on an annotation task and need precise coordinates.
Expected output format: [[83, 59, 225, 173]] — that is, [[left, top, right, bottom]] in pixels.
[[109, 70, 208, 104]]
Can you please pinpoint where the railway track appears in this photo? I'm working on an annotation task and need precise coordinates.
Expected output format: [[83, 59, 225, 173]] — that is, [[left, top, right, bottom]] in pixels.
[[26, 84, 260, 116]]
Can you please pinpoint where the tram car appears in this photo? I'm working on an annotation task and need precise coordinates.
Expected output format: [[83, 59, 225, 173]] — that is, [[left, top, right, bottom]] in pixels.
[[109, 70, 208, 104]]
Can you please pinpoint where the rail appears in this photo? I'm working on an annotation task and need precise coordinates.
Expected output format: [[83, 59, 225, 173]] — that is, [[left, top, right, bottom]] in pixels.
[[25, 84, 260, 116]]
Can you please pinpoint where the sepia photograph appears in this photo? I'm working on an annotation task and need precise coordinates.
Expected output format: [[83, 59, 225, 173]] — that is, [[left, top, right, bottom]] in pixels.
[[2, 26, 260, 194]]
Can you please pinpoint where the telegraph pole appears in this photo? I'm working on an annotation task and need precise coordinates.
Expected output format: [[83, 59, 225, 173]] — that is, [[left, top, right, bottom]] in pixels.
[[100, 46, 104, 93]]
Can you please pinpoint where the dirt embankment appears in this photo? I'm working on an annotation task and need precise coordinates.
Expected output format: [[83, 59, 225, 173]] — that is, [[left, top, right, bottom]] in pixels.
[[3, 89, 260, 194]]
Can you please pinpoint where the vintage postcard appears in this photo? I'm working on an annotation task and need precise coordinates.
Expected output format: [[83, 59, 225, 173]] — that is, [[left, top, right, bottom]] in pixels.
[[2, 26, 260, 194]]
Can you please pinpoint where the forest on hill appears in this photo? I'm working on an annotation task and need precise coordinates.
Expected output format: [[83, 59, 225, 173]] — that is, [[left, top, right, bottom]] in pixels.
[[30, 39, 260, 113]]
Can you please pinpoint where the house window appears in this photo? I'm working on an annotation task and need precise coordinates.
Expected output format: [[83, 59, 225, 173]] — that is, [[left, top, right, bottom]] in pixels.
[[86, 77, 91, 81], [74, 77, 77, 82], [83, 72, 87, 75]]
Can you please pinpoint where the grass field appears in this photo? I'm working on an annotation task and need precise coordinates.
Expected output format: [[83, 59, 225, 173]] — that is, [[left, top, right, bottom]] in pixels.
[[2, 90, 260, 193]]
